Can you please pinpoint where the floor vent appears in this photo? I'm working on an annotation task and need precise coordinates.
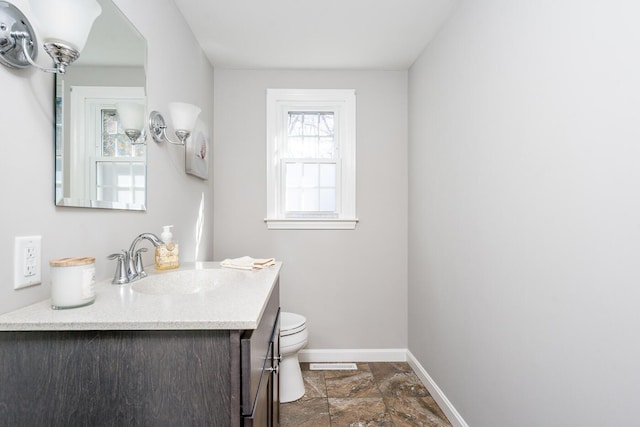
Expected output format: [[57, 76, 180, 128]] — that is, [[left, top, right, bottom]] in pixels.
[[309, 363, 358, 371]]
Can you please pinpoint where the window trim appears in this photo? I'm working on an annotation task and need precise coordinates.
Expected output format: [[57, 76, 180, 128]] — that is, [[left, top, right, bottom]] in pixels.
[[265, 89, 358, 230]]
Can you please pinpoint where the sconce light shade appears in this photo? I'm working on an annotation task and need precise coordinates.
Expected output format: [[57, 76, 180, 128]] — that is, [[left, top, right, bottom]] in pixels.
[[116, 102, 145, 144], [116, 102, 145, 132], [148, 102, 202, 145], [29, 0, 102, 52], [168, 102, 201, 132]]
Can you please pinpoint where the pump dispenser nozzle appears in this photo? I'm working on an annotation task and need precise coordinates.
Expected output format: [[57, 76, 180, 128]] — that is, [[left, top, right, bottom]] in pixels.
[[161, 225, 174, 243], [155, 225, 179, 270]]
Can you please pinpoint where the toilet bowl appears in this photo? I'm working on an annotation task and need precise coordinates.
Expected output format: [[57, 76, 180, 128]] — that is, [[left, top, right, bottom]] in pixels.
[[279, 312, 308, 403]]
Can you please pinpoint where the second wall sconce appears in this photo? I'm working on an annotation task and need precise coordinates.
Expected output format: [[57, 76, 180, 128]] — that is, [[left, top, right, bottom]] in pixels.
[[116, 102, 146, 145], [0, 0, 101, 74], [149, 102, 201, 146]]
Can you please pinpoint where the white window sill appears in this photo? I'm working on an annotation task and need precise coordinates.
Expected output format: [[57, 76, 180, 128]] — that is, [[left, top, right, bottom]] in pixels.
[[264, 218, 359, 230]]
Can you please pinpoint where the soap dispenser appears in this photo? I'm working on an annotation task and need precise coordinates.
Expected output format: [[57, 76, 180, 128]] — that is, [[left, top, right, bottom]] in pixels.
[[154, 225, 179, 270]]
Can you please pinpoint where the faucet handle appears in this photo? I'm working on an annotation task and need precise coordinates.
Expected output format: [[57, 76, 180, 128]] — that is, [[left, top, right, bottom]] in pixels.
[[107, 252, 128, 285], [134, 247, 149, 279]]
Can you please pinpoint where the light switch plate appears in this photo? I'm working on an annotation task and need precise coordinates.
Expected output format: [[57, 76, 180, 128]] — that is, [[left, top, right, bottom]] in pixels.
[[14, 236, 42, 289]]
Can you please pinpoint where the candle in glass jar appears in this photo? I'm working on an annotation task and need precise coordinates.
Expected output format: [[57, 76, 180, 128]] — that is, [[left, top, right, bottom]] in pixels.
[[49, 257, 96, 310]]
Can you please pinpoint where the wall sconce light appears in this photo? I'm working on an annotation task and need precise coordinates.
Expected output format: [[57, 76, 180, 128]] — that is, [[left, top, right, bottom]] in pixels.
[[149, 102, 201, 146], [0, 0, 101, 74], [116, 102, 146, 145]]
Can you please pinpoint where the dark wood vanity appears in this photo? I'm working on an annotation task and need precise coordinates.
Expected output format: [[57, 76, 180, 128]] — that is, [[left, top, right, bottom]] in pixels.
[[0, 281, 280, 426]]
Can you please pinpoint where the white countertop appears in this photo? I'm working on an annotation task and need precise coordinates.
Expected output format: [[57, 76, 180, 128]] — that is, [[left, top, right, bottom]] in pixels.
[[0, 262, 281, 331]]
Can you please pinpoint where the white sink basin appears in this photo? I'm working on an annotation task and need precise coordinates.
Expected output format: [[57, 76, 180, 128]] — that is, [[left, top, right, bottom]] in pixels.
[[131, 268, 241, 295]]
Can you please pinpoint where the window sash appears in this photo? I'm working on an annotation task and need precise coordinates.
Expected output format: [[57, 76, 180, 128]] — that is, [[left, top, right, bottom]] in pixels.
[[280, 159, 341, 218], [93, 158, 145, 204], [285, 111, 338, 160]]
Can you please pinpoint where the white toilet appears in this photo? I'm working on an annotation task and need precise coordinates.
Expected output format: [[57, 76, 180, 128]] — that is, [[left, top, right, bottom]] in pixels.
[[279, 312, 308, 403]]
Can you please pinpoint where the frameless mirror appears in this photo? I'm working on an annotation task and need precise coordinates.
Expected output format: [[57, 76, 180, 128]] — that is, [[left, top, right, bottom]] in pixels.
[[55, 0, 147, 210]]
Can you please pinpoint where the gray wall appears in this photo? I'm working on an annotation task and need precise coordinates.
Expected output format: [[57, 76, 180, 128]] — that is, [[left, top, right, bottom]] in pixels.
[[408, 0, 640, 425], [213, 70, 408, 349], [0, 0, 214, 315]]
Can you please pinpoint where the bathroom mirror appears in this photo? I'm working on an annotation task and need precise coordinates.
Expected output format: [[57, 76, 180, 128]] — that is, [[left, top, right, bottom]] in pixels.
[[55, 0, 147, 210]]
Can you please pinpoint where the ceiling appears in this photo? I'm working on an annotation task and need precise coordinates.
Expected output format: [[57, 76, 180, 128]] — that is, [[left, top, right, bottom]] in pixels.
[[173, 0, 455, 70]]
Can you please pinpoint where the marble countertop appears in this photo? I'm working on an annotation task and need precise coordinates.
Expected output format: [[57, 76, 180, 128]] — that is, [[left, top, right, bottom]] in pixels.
[[0, 262, 281, 331]]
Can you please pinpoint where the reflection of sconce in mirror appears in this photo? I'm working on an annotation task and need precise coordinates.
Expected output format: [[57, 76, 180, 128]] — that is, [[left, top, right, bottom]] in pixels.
[[116, 102, 146, 145], [0, 0, 101, 74], [149, 102, 201, 146]]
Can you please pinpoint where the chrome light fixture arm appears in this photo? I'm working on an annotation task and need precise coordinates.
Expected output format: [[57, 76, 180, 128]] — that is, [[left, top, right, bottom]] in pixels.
[[0, 2, 38, 70], [19, 36, 66, 73], [148, 110, 190, 145]]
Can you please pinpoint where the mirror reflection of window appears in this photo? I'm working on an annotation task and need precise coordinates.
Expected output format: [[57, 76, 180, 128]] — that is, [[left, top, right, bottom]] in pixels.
[[95, 109, 145, 205]]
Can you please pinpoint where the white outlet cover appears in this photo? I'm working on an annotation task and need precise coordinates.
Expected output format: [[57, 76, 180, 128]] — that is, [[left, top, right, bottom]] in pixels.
[[14, 236, 42, 289]]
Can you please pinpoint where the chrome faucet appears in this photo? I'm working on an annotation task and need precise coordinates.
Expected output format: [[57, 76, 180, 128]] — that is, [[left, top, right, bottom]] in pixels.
[[108, 233, 164, 284]]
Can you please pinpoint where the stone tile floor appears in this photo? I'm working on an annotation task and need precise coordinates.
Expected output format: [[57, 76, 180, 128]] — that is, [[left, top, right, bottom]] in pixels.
[[280, 362, 452, 427]]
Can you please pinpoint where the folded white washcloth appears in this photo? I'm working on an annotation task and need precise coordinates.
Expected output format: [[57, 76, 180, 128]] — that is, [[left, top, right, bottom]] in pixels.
[[220, 256, 276, 270]]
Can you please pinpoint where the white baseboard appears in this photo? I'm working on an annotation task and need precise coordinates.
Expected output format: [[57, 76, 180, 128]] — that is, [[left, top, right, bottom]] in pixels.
[[407, 350, 469, 427], [298, 348, 407, 363], [298, 348, 467, 427]]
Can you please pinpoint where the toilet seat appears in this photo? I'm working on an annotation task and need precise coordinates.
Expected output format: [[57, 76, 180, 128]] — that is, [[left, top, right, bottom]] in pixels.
[[281, 312, 306, 337]]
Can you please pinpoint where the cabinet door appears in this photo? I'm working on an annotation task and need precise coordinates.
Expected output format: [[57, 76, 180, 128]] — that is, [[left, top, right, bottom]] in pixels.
[[243, 344, 272, 427], [243, 311, 281, 427], [241, 281, 281, 426], [269, 311, 280, 426]]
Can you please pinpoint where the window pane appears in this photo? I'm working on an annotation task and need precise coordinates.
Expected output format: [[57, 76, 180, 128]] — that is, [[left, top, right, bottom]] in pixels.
[[303, 113, 319, 134], [319, 113, 334, 136], [287, 112, 335, 159], [116, 164, 131, 186], [118, 190, 132, 203], [134, 174, 145, 187], [133, 163, 145, 186], [103, 110, 119, 135], [319, 164, 336, 187], [285, 188, 301, 211], [301, 189, 319, 211], [117, 174, 132, 187], [288, 113, 303, 136], [301, 163, 319, 188], [319, 189, 336, 211], [102, 135, 116, 157], [285, 163, 302, 188], [97, 163, 113, 186]]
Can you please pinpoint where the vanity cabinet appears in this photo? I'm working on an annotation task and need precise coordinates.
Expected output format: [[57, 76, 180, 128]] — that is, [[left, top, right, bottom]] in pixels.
[[0, 282, 280, 427]]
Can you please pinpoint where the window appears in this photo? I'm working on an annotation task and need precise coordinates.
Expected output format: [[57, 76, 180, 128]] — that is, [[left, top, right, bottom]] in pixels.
[[94, 109, 145, 205], [266, 89, 357, 229], [69, 86, 145, 209]]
